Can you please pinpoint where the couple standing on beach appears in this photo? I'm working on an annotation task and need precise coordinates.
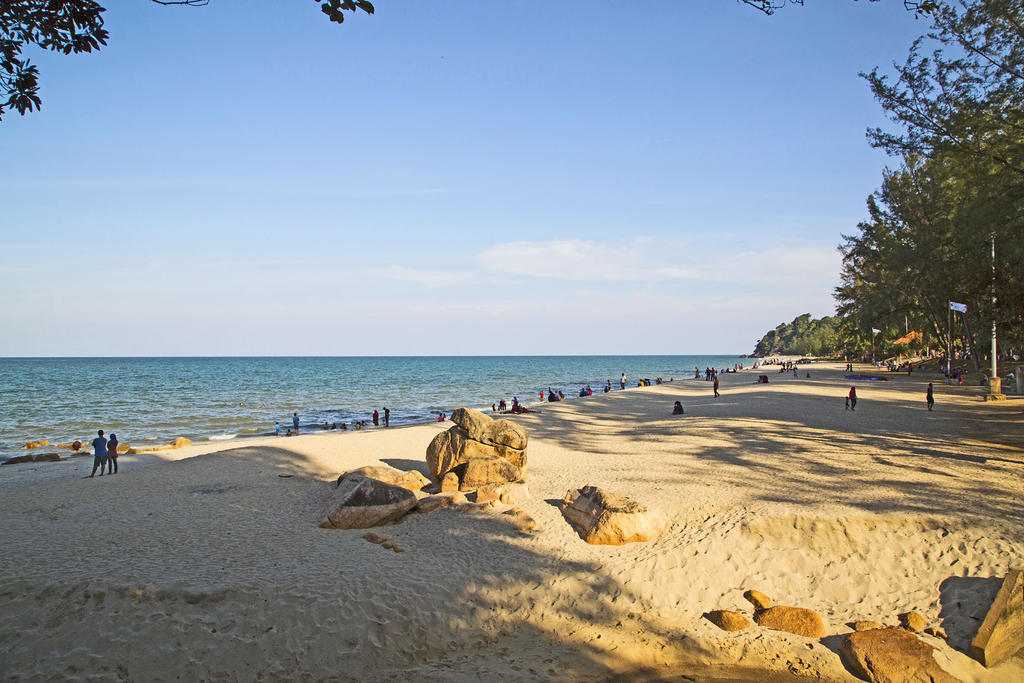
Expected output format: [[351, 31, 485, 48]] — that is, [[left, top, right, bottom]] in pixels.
[[89, 429, 119, 477]]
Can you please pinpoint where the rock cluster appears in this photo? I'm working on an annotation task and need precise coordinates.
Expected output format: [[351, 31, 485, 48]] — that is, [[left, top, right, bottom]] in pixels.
[[426, 408, 527, 491], [705, 588, 826, 639], [560, 486, 663, 545]]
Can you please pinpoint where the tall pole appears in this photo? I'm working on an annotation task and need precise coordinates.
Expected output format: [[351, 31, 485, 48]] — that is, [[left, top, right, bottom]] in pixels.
[[947, 307, 952, 385], [987, 232, 1004, 400]]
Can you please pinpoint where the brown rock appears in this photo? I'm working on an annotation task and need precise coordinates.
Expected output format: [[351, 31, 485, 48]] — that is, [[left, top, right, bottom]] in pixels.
[[415, 491, 467, 513], [363, 531, 389, 544], [475, 480, 530, 505], [426, 409, 528, 480], [900, 611, 927, 633], [116, 444, 130, 454], [924, 626, 948, 640], [852, 620, 886, 632], [452, 500, 497, 513], [172, 437, 191, 449], [502, 507, 537, 532], [704, 610, 751, 632], [454, 455, 520, 490], [440, 471, 460, 492], [337, 465, 430, 492], [560, 486, 664, 545], [450, 407, 528, 450], [753, 606, 826, 638], [319, 475, 418, 530], [32, 453, 61, 462], [840, 627, 958, 683], [970, 566, 1024, 667], [2, 455, 34, 466], [743, 589, 771, 610]]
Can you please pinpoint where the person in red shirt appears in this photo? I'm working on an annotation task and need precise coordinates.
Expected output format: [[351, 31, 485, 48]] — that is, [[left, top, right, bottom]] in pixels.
[[848, 386, 857, 411]]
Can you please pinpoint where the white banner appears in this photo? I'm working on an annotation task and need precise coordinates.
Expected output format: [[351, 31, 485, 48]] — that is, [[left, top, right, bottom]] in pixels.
[[871, 328, 880, 334], [949, 301, 967, 313]]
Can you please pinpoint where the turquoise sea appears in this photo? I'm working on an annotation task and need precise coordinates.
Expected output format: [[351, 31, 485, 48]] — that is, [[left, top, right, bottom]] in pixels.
[[0, 355, 750, 461]]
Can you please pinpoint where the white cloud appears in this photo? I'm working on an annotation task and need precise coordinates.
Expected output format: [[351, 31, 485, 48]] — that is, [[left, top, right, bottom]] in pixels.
[[473, 238, 840, 289]]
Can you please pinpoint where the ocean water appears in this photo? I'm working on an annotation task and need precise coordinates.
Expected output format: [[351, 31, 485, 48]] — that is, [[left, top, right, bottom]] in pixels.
[[0, 355, 750, 461]]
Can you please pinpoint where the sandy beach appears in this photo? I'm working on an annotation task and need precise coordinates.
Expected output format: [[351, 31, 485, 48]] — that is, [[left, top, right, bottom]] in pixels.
[[1, 362, 1022, 681]]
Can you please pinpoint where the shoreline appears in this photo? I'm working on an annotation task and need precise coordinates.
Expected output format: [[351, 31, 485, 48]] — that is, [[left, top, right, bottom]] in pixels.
[[1, 355, 771, 466], [1, 360, 1021, 679]]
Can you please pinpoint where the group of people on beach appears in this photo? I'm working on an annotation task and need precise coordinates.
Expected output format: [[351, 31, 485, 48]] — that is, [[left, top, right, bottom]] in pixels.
[[88, 430, 119, 477], [275, 407, 392, 437]]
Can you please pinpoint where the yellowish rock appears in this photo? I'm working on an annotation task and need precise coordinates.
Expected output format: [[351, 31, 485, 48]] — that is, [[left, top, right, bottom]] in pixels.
[[743, 589, 771, 610], [704, 610, 751, 632], [899, 611, 927, 633], [852, 620, 885, 632], [753, 606, 826, 638]]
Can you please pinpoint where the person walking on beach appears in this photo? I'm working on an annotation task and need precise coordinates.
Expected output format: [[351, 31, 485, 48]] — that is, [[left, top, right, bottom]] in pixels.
[[848, 386, 857, 411], [383, 407, 390, 427], [620, 373, 626, 390], [372, 409, 379, 427], [90, 429, 107, 478], [293, 412, 300, 435], [926, 383, 934, 411], [713, 375, 720, 398], [106, 433, 119, 474]]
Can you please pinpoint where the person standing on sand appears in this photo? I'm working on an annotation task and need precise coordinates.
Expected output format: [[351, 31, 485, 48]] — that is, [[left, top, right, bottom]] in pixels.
[[620, 373, 626, 390], [713, 375, 720, 398], [372, 409, 379, 427], [293, 412, 300, 435], [90, 429, 107, 478], [275, 422, 280, 436], [848, 386, 857, 411], [384, 407, 390, 427], [106, 433, 119, 474], [926, 383, 934, 411]]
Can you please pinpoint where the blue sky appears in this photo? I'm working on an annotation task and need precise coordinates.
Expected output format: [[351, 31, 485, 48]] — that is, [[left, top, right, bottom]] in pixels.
[[0, 0, 928, 355]]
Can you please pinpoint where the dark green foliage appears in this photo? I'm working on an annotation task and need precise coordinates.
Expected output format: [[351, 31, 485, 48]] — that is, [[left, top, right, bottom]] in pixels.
[[752, 314, 842, 356], [0, 1, 108, 120], [838, 0, 1024, 359]]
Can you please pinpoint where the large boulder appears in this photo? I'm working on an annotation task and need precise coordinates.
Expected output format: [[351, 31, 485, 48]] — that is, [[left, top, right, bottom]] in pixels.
[[32, 453, 61, 462], [336, 465, 430, 492], [560, 486, 663, 545], [840, 627, 958, 682], [426, 408, 528, 489], [319, 475, 418, 530], [475, 480, 530, 505], [453, 456, 520, 490], [753, 606, 826, 638], [2, 455, 34, 466]]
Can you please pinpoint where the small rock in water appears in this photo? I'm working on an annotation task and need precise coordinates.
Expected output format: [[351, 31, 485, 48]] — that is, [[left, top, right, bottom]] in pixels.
[[743, 589, 771, 610], [704, 610, 751, 632], [899, 611, 927, 633]]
